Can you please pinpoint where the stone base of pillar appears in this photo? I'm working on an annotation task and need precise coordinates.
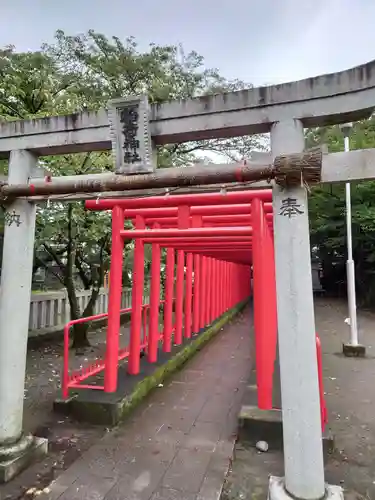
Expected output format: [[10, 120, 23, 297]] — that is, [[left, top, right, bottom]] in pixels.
[[238, 404, 335, 457], [268, 476, 344, 500], [342, 343, 366, 358], [0, 434, 48, 483]]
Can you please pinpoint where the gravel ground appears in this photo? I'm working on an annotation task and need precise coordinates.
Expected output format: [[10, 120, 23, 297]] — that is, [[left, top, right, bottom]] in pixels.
[[0, 323, 132, 500], [222, 297, 375, 500]]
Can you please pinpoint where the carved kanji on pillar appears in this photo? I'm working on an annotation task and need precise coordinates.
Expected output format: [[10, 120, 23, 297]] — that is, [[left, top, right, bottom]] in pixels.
[[279, 197, 304, 218], [4, 210, 21, 227]]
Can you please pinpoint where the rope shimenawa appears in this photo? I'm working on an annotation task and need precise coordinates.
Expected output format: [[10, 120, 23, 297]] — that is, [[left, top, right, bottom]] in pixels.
[[0, 148, 323, 201]]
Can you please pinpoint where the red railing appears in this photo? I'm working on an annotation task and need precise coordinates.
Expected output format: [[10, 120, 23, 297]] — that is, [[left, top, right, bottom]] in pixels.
[[316, 334, 328, 431], [63, 305, 143, 398], [62, 299, 175, 399]]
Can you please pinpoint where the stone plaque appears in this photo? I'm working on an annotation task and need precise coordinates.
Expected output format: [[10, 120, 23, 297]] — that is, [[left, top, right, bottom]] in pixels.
[[107, 95, 155, 174]]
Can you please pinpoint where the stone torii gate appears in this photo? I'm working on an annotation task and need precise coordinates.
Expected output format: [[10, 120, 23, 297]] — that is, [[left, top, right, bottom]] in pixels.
[[2, 60, 375, 498]]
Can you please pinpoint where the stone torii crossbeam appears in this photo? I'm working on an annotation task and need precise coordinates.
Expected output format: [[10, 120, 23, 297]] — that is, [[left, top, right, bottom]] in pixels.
[[2, 60, 375, 499]]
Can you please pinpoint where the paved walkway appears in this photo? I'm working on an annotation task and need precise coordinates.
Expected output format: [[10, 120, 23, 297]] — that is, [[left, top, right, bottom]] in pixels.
[[41, 307, 252, 500]]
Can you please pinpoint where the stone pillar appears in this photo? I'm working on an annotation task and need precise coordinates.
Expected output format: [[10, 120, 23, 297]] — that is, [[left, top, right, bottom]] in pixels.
[[0, 150, 47, 483], [268, 121, 342, 500]]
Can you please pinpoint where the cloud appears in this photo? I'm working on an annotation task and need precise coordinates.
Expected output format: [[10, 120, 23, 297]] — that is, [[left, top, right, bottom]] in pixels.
[[255, 0, 375, 85]]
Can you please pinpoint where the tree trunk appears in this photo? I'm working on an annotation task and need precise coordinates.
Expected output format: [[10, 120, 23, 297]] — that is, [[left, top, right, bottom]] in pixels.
[[65, 278, 91, 349], [71, 322, 90, 349], [70, 273, 102, 349], [64, 203, 92, 350]]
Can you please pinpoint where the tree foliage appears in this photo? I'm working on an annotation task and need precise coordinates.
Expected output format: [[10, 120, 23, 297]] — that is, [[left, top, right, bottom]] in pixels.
[[307, 117, 375, 306], [0, 30, 263, 347]]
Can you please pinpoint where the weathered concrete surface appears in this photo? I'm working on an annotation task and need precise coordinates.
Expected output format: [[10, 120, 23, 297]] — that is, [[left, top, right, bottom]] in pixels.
[[0, 437, 47, 483], [342, 342, 366, 357], [37, 307, 252, 500], [1, 60, 375, 155], [222, 298, 375, 500], [271, 119, 327, 500]]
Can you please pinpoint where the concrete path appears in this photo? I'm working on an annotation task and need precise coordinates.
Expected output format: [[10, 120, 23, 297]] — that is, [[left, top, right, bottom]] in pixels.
[[41, 307, 252, 500]]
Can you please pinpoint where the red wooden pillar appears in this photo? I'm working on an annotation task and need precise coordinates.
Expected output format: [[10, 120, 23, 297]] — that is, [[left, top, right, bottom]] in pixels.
[[211, 258, 216, 321], [223, 262, 229, 312], [199, 256, 207, 328], [223, 262, 227, 312], [264, 214, 278, 392], [215, 260, 220, 318], [233, 263, 236, 306], [232, 263, 235, 305], [231, 263, 234, 307], [148, 223, 161, 363], [228, 263, 232, 309], [104, 206, 125, 392], [128, 215, 145, 375], [210, 258, 215, 321], [184, 252, 193, 338], [222, 261, 226, 313], [175, 206, 190, 344], [192, 254, 200, 333], [217, 260, 221, 318], [163, 248, 175, 352], [213, 259, 218, 319], [252, 198, 273, 409], [175, 250, 184, 345], [234, 263, 237, 305], [205, 257, 212, 326], [217, 260, 222, 316], [191, 215, 202, 334], [238, 265, 241, 302]]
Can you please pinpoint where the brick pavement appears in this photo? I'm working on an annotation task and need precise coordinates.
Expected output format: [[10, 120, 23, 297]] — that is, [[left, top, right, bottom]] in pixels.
[[41, 307, 252, 500]]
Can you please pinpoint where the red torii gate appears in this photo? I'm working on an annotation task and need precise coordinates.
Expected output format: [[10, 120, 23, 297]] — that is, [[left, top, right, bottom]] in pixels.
[[80, 189, 277, 410], [61, 187, 326, 429]]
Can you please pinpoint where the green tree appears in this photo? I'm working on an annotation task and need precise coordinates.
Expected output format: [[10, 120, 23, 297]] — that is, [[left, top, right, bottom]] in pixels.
[[0, 30, 263, 347], [307, 116, 375, 306], [44, 30, 263, 163], [0, 45, 78, 119]]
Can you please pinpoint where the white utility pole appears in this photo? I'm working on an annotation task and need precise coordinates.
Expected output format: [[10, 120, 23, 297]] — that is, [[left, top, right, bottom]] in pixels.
[[340, 123, 365, 357]]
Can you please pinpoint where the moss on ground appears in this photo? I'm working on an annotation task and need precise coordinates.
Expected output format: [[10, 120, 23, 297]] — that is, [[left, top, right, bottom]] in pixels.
[[117, 300, 248, 422]]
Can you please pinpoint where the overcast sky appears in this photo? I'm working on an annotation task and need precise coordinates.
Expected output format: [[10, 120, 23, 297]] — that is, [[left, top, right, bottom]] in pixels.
[[0, 0, 374, 86]]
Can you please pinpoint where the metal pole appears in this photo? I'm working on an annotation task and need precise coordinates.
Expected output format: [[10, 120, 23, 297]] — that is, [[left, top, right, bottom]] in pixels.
[[340, 123, 363, 355]]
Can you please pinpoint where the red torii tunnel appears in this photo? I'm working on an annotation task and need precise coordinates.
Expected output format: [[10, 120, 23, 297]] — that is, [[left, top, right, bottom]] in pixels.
[[61, 189, 326, 428]]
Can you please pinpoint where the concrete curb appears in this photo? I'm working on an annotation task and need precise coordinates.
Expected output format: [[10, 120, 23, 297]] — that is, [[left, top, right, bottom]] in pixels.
[[54, 300, 248, 425]]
